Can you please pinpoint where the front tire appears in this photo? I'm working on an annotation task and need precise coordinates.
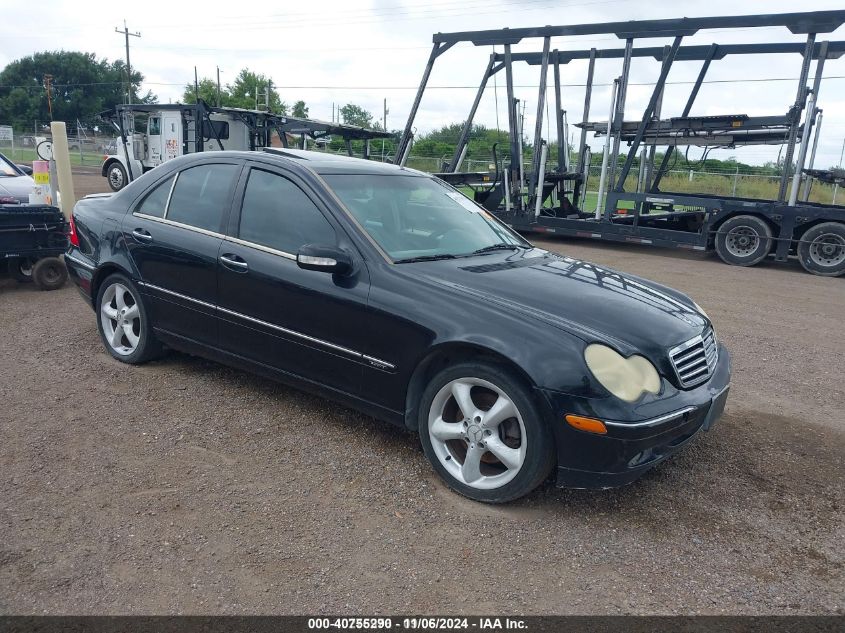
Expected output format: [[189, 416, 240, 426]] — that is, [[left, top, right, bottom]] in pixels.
[[715, 215, 772, 267], [106, 162, 127, 192], [419, 362, 554, 503], [797, 222, 845, 277], [96, 274, 162, 363]]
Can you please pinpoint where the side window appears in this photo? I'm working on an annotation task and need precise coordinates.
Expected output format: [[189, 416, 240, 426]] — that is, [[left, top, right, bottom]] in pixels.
[[238, 169, 336, 254], [148, 117, 161, 136], [135, 174, 174, 218], [167, 164, 239, 233]]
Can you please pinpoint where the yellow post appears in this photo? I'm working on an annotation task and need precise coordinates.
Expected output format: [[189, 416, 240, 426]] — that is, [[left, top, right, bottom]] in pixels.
[[50, 121, 76, 219]]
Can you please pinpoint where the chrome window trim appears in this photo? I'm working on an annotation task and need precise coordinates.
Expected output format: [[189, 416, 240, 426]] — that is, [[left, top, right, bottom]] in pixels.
[[163, 171, 179, 218], [64, 253, 95, 271], [137, 281, 395, 370], [131, 212, 226, 240], [604, 406, 697, 429], [223, 236, 296, 261]]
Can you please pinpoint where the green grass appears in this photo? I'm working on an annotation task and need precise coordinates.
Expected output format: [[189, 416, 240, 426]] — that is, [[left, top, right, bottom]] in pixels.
[[1, 146, 104, 168]]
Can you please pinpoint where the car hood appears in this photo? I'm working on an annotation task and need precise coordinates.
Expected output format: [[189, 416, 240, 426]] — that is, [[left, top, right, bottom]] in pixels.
[[0, 175, 34, 202], [397, 248, 708, 359]]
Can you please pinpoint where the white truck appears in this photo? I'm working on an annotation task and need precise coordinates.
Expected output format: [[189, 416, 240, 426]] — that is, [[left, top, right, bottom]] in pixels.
[[101, 101, 393, 191]]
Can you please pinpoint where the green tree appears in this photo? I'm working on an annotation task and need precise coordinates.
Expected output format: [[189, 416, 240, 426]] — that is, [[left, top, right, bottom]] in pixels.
[[292, 100, 309, 118], [182, 78, 224, 106], [339, 103, 373, 128], [226, 68, 285, 113], [0, 51, 155, 130]]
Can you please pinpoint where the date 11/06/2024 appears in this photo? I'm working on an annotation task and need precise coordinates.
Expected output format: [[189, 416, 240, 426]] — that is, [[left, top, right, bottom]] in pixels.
[[307, 617, 528, 630]]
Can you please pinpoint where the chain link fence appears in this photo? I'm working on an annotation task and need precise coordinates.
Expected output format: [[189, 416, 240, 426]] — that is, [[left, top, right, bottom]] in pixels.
[[0, 123, 115, 168]]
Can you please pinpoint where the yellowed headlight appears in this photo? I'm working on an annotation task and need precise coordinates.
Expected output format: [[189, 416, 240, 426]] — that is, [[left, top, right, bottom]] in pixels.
[[584, 344, 661, 403]]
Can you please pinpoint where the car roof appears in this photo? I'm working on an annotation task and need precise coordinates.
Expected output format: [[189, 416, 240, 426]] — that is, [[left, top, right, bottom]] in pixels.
[[173, 148, 430, 177]]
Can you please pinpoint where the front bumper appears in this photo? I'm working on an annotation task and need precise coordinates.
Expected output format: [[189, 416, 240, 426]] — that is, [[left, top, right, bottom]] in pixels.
[[542, 343, 731, 489]]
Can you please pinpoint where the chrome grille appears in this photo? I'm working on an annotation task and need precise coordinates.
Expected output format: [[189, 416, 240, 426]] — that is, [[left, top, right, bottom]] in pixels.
[[669, 328, 718, 388]]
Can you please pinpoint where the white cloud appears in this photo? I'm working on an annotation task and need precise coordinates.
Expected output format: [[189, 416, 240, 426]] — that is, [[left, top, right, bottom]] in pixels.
[[2, 0, 844, 167]]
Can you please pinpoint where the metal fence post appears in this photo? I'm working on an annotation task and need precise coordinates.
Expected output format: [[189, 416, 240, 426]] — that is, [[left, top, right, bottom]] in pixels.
[[732, 166, 739, 196]]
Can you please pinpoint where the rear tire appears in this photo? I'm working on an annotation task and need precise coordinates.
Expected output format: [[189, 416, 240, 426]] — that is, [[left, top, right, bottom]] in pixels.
[[8, 257, 34, 283], [418, 362, 555, 503], [106, 162, 127, 192], [797, 222, 845, 277], [715, 215, 772, 267], [96, 273, 163, 364], [32, 257, 68, 290]]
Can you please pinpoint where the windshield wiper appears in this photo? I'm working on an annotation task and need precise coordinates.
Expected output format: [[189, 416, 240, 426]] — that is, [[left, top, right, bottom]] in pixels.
[[394, 254, 459, 264], [472, 243, 523, 254]]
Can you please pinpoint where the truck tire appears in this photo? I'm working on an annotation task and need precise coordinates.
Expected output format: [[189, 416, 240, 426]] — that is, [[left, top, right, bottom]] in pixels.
[[715, 215, 772, 267], [106, 162, 127, 192], [8, 257, 34, 283], [32, 257, 68, 290], [797, 222, 845, 277]]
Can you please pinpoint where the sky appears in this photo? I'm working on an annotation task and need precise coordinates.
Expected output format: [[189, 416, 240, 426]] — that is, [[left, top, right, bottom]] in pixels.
[[2, 0, 845, 169]]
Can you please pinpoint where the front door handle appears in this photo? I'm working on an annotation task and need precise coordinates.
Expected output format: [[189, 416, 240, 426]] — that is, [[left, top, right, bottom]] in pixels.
[[131, 228, 152, 243], [219, 253, 249, 272]]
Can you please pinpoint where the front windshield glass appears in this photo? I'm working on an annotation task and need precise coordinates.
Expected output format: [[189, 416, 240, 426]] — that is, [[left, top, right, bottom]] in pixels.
[[323, 174, 527, 262], [0, 154, 18, 177]]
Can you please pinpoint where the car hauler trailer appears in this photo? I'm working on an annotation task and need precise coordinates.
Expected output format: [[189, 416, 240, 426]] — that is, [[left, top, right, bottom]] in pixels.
[[102, 100, 393, 191], [397, 11, 845, 276]]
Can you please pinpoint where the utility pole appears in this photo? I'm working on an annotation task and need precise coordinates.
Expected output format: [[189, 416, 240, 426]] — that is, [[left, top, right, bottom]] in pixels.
[[43, 74, 54, 120], [194, 66, 199, 102], [216, 66, 221, 107], [115, 20, 141, 104]]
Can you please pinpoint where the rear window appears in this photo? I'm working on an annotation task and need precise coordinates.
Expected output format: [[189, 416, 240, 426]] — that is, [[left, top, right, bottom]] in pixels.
[[167, 164, 239, 233], [135, 175, 174, 218]]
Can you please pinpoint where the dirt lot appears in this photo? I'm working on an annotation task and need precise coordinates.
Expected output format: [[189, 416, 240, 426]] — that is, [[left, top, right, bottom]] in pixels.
[[0, 168, 842, 615]]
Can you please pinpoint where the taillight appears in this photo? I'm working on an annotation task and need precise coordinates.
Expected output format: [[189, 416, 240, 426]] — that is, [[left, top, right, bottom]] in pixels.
[[69, 214, 80, 247]]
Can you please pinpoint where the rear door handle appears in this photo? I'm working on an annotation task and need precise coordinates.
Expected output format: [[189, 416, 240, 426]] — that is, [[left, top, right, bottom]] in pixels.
[[131, 228, 152, 243], [219, 253, 249, 272]]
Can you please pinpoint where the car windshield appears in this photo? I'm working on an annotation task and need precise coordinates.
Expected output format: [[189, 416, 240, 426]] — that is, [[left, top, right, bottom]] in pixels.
[[323, 174, 528, 262], [0, 154, 19, 177]]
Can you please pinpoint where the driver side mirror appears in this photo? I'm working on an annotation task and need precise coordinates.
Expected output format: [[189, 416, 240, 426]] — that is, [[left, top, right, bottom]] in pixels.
[[296, 244, 353, 275], [17, 164, 33, 176]]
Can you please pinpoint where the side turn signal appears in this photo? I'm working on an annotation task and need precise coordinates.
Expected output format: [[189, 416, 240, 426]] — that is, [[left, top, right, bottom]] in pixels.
[[565, 414, 608, 435]]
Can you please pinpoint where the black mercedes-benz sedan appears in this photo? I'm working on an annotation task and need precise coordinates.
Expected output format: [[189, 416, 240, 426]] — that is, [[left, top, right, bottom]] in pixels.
[[65, 149, 730, 503]]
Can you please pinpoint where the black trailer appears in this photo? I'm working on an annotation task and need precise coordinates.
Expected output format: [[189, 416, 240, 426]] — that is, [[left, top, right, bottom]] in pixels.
[[398, 11, 845, 276], [0, 204, 68, 290]]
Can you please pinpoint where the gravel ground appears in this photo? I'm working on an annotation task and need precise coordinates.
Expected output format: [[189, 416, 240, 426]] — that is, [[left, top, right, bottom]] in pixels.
[[0, 169, 842, 615]]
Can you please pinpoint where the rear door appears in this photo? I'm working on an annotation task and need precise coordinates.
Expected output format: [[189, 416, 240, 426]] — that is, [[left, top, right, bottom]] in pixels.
[[216, 163, 371, 395], [124, 161, 242, 347]]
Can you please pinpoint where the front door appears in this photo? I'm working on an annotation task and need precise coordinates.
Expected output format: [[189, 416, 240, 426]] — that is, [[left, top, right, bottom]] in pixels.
[[217, 164, 371, 396], [147, 116, 162, 166], [124, 161, 242, 347]]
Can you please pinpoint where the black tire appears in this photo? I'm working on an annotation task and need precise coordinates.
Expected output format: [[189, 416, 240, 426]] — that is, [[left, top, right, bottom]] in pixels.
[[95, 273, 163, 364], [106, 162, 127, 192], [8, 257, 34, 283], [714, 215, 773, 267], [32, 257, 68, 291], [797, 222, 845, 277], [418, 362, 555, 503]]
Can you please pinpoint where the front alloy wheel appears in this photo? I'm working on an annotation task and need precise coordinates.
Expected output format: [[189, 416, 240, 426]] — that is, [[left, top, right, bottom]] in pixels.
[[419, 363, 554, 503]]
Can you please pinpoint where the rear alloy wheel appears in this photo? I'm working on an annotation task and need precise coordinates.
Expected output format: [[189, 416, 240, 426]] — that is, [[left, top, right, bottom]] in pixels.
[[419, 363, 554, 503], [715, 215, 772, 267], [32, 257, 68, 290], [107, 162, 127, 192], [96, 274, 162, 364], [797, 222, 845, 277]]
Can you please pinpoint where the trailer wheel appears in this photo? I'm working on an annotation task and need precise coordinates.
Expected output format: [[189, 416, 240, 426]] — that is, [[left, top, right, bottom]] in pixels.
[[32, 257, 68, 291], [8, 257, 34, 283], [106, 162, 127, 192], [715, 215, 772, 267], [797, 222, 845, 277]]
